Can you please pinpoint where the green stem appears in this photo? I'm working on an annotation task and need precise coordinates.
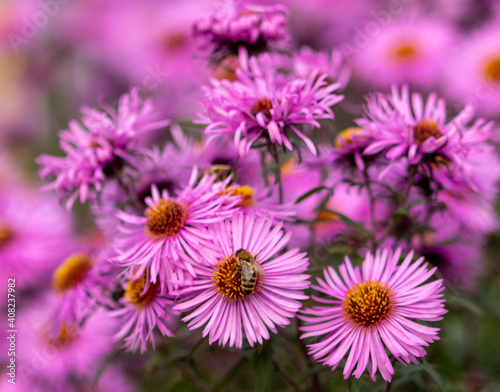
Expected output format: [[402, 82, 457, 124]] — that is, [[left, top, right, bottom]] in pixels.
[[363, 166, 377, 253], [272, 357, 303, 392], [270, 143, 284, 204], [296, 319, 322, 392]]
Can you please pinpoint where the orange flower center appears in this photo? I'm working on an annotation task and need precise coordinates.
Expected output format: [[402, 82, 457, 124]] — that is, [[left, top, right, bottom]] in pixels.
[[343, 280, 393, 327], [219, 185, 256, 207], [52, 254, 94, 294], [0, 222, 13, 247], [392, 42, 419, 62], [145, 199, 187, 239], [413, 119, 443, 146], [483, 55, 500, 83], [124, 273, 158, 308], [335, 127, 366, 150], [42, 323, 79, 348], [250, 97, 273, 120], [162, 31, 189, 51]]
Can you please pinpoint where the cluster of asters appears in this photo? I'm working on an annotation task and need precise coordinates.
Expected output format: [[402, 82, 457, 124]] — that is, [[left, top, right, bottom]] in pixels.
[[15, 2, 498, 389]]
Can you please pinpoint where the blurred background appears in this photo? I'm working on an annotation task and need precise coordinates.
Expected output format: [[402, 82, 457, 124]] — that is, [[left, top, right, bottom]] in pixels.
[[1, 0, 500, 391]]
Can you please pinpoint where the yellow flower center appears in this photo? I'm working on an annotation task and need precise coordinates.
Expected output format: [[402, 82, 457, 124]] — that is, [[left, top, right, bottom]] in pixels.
[[250, 97, 273, 120], [124, 273, 158, 308], [335, 127, 365, 150], [483, 55, 500, 83], [212, 255, 262, 300], [280, 157, 297, 176], [413, 119, 443, 146], [343, 280, 393, 327], [42, 323, 79, 348], [317, 209, 340, 222], [0, 222, 13, 247], [145, 199, 187, 239], [220, 185, 256, 207], [52, 254, 94, 294], [392, 42, 419, 62]]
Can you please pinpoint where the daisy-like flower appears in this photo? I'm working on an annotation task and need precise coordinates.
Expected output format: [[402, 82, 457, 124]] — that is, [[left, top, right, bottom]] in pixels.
[[218, 181, 296, 222], [352, 16, 454, 88], [18, 298, 117, 390], [112, 168, 240, 292], [293, 47, 351, 90], [300, 248, 446, 382], [198, 51, 343, 156], [37, 88, 169, 209], [174, 213, 310, 348], [444, 23, 500, 116], [359, 85, 492, 167], [111, 271, 178, 353], [193, 3, 290, 57], [51, 251, 116, 324], [332, 126, 374, 171], [0, 185, 74, 290]]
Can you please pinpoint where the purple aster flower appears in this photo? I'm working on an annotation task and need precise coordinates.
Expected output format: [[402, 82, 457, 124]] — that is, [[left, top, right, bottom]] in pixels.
[[332, 126, 374, 171], [444, 22, 500, 117], [300, 248, 446, 382], [174, 213, 310, 348], [360, 85, 492, 167], [198, 50, 343, 156], [37, 88, 169, 209], [352, 15, 455, 88], [218, 181, 296, 222], [18, 299, 117, 390], [112, 168, 240, 292], [193, 3, 290, 57], [0, 185, 74, 290], [293, 47, 351, 90], [111, 271, 178, 353], [51, 251, 117, 325]]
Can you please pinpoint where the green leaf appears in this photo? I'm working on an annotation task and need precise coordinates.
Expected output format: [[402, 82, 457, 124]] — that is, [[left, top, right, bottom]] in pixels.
[[253, 349, 273, 392], [295, 186, 331, 204], [420, 361, 447, 392]]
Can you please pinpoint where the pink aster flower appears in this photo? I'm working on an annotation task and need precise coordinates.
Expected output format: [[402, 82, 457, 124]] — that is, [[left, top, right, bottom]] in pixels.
[[360, 85, 492, 167], [352, 16, 455, 88], [37, 88, 169, 209], [18, 299, 117, 390], [300, 248, 446, 382], [111, 271, 178, 353], [174, 213, 310, 348], [51, 251, 117, 325], [112, 168, 240, 292], [0, 185, 74, 290], [193, 3, 290, 56], [331, 126, 374, 171], [199, 50, 343, 156], [293, 47, 351, 90], [444, 22, 500, 117]]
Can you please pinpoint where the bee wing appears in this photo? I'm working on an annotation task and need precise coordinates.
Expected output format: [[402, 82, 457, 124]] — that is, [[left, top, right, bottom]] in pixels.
[[241, 263, 255, 280], [254, 261, 265, 275]]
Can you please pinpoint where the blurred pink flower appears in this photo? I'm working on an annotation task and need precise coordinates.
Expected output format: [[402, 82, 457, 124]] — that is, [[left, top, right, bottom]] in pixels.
[[352, 16, 455, 88], [111, 272, 178, 353]]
